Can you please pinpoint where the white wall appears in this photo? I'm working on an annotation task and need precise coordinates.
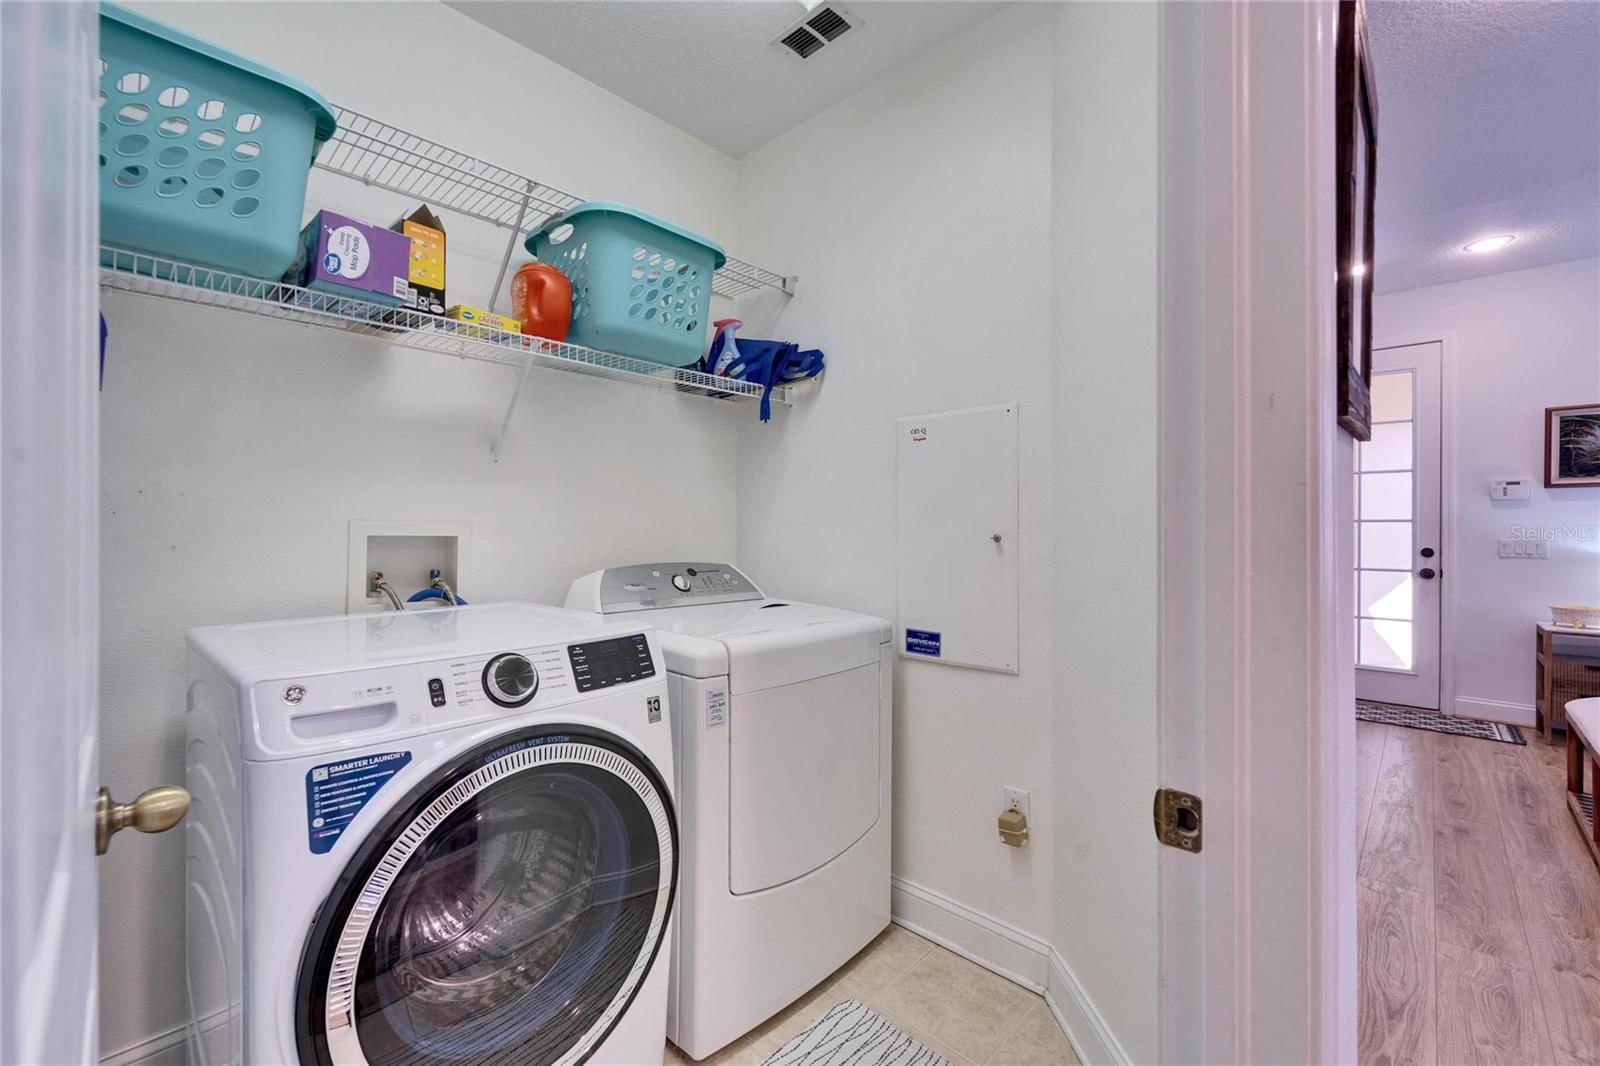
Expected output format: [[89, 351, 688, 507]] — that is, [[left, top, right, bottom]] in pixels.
[[736, 0, 1058, 953], [1375, 257, 1600, 724], [100, 4, 745, 1061], [1049, 5, 1160, 1062], [103, 3, 1174, 1063], [735, 4, 1159, 1062]]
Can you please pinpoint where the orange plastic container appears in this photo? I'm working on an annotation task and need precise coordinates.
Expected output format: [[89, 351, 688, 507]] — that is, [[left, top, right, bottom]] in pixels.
[[510, 262, 572, 341]]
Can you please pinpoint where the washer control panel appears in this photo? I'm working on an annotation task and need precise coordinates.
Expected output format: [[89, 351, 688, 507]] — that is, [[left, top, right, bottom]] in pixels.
[[240, 629, 665, 759], [568, 633, 656, 692], [589, 562, 763, 613], [428, 643, 573, 719], [420, 633, 658, 721]]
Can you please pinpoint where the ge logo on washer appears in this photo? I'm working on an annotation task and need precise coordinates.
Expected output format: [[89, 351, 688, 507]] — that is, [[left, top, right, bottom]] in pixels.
[[647, 696, 662, 723]]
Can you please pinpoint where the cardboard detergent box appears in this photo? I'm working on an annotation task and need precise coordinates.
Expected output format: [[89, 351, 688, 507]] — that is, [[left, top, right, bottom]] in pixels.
[[391, 205, 446, 316], [445, 304, 521, 337], [290, 211, 410, 306]]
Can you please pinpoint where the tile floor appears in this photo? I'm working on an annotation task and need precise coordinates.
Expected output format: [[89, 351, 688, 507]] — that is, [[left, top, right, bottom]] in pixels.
[[663, 926, 1080, 1065]]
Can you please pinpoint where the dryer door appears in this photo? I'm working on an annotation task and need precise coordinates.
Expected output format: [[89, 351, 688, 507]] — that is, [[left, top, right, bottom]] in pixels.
[[728, 662, 881, 894], [296, 728, 676, 1066]]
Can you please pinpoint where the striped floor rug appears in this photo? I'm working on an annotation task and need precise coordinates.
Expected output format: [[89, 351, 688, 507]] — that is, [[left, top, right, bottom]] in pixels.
[[760, 1000, 948, 1066], [1356, 699, 1526, 745]]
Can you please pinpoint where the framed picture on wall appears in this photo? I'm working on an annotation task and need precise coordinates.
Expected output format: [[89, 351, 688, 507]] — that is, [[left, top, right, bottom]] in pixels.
[[1546, 403, 1600, 487], [1335, 0, 1378, 441]]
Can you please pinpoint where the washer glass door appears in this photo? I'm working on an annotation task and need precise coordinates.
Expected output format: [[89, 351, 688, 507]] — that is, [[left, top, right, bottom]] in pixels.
[[297, 729, 676, 1066]]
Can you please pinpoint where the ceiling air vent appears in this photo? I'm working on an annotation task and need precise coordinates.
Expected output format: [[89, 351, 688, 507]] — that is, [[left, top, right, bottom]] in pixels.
[[772, 4, 863, 61]]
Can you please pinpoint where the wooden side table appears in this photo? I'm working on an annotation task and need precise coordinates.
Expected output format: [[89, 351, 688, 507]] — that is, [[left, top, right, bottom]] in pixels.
[[1565, 697, 1600, 871], [1535, 623, 1600, 743]]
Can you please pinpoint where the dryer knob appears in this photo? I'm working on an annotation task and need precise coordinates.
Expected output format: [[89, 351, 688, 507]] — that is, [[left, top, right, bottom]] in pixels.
[[483, 653, 539, 708]]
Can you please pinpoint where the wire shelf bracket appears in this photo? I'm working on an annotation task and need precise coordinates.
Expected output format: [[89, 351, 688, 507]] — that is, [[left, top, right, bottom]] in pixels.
[[99, 247, 790, 463]]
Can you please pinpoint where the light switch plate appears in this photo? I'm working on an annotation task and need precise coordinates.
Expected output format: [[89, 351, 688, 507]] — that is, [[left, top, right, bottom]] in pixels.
[[1498, 538, 1550, 559]]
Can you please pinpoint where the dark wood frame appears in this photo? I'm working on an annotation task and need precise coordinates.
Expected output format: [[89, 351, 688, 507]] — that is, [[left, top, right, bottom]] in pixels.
[[1544, 402, 1600, 487], [1336, 0, 1378, 440]]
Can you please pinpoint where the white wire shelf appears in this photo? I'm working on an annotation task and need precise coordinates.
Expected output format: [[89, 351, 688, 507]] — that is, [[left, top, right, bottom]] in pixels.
[[98, 247, 791, 409], [315, 106, 795, 300]]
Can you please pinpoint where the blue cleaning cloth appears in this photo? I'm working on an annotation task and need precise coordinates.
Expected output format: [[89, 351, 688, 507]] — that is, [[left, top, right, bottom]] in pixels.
[[705, 331, 825, 421]]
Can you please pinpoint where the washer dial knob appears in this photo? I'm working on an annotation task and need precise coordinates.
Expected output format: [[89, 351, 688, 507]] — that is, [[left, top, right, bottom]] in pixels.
[[482, 652, 539, 708], [671, 573, 691, 592]]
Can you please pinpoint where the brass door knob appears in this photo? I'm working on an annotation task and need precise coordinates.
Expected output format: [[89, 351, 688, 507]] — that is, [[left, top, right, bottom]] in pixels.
[[95, 785, 189, 856]]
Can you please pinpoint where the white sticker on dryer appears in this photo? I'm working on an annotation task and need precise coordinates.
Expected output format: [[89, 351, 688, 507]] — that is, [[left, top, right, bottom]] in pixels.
[[706, 688, 727, 729]]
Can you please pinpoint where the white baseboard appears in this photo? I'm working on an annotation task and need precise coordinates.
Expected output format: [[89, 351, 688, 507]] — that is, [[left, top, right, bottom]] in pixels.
[[890, 875, 1050, 991], [100, 1021, 186, 1066], [889, 875, 1128, 1065], [101, 1007, 225, 1066], [1045, 947, 1130, 1066], [1453, 695, 1536, 728]]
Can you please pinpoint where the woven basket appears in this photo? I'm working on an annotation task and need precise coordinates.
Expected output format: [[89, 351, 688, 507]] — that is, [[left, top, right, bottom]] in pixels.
[[1553, 655, 1600, 712], [1551, 604, 1600, 628]]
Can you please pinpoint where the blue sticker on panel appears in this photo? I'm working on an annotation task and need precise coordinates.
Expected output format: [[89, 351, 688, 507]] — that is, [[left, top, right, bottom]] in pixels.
[[905, 629, 942, 657], [305, 751, 411, 854]]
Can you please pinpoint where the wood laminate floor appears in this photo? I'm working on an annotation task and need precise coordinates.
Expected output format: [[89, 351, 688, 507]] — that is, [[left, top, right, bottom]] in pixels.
[[1358, 720, 1600, 1065]]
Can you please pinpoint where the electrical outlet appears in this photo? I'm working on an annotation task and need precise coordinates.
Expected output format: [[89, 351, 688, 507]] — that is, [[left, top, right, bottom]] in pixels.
[[1003, 786, 1030, 824]]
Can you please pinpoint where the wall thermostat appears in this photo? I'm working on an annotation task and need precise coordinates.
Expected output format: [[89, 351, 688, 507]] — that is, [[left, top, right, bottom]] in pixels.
[[1489, 478, 1530, 500]]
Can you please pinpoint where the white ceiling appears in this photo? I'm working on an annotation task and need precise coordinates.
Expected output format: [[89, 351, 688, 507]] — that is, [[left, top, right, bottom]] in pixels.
[[447, 1, 1009, 158], [1366, 1, 1600, 293], [451, 0, 1597, 291]]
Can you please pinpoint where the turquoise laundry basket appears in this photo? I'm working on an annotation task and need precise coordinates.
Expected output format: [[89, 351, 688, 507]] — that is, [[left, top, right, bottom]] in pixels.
[[528, 203, 727, 367], [98, 3, 337, 280]]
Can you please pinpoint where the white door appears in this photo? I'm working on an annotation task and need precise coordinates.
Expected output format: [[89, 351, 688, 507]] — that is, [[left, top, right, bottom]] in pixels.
[[2, 6, 187, 1062], [2, 2, 102, 1060], [1355, 342, 1443, 708]]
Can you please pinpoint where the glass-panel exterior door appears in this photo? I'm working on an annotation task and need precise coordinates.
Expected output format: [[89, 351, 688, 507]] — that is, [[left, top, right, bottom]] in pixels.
[[1355, 343, 1442, 709]]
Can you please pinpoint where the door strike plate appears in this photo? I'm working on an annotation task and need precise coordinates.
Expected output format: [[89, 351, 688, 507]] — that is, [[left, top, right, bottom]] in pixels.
[[1154, 787, 1202, 852]]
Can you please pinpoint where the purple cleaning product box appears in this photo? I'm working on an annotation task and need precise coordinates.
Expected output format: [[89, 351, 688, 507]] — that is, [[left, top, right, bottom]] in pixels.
[[291, 210, 411, 306]]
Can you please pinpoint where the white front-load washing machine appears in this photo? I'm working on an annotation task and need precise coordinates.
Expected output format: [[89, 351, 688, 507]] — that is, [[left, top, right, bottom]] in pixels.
[[185, 603, 677, 1066], [565, 564, 891, 1060]]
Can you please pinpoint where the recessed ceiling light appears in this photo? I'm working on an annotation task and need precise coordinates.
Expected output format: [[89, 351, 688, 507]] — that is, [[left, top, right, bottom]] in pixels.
[[1463, 234, 1515, 254]]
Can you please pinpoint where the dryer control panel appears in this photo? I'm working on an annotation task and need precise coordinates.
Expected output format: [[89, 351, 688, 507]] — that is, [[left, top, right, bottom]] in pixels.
[[569, 562, 764, 614]]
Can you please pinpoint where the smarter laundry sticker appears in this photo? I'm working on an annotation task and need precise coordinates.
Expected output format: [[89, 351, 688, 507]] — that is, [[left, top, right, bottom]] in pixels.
[[305, 751, 411, 855], [706, 688, 728, 730], [905, 629, 942, 657]]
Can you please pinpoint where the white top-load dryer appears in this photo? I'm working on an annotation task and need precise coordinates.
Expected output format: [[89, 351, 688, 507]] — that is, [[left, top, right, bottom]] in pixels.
[[565, 563, 891, 1060], [185, 603, 678, 1066]]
